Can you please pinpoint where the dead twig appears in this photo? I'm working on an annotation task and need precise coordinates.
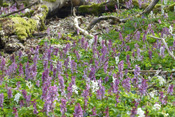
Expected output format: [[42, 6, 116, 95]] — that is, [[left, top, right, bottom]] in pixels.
[[149, 35, 175, 60], [73, 8, 93, 38], [86, 16, 127, 31]]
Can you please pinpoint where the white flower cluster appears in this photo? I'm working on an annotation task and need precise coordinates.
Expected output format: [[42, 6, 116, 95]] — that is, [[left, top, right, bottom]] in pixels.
[[153, 103, 161, 110], [72, 85, 78, 94], [91, 80, 99, 93], [137, 108, 145, 117], [26, 81, 32, 89], [14, 93, 21, 103], [157, 76, 166, 86]]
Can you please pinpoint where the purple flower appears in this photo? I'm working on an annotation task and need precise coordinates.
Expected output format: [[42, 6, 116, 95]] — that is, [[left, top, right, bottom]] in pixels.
[[130, 101, 139, 117], [22, 90, 27, 100], [25, 62, 30, 80], [113, 78, 120, 94], [89, 66, 96, 80], [115, 93, 120, 107], [134, 65, 140, 78], [58, 74, 65, 96], [60, 98, 67, 116], [0, 93, 4, 109], [90, 107, 97, 116], [19, 63, 24, 76], [71, 60, 77, 73], [104, 61, 108, 73], [13, 107, 18, 117], [0, 57, 5, 72], [159, 92, 167, 105], [42, 69, 49, 83], [118, 60, 124, 79], [32, 100, 38, 114], [73, 103, 83, 117], [138, 78, 148, 95], [96, 85, 105, 100], [7, 87, 13, 99], [119, 32, 123, 41], [167, 84, 174, 95], [6, 62, 18, 76], [122, 78, 131, 92], [136, 31, 140, 40], [148, 50, 152, 59]]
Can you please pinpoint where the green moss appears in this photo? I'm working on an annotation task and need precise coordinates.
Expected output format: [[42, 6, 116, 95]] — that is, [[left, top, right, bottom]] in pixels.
[[132, 0, 139, 8], [141, 3, 149, 9], [11, 17, 37, 41], [153, 4, 162, 13], [23, 10, 35, 17], [43, 0, 56, 2], [168, 3, 175, 12], [3, 2, 9, 7], [39, 5, 49, 30]]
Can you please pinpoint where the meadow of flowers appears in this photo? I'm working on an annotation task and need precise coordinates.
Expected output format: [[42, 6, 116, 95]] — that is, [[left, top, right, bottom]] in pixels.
[[0, 0, 175, 117]]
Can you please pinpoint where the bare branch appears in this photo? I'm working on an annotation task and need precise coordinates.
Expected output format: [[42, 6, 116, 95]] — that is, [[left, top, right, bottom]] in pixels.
[[149, 35, 175, 60]]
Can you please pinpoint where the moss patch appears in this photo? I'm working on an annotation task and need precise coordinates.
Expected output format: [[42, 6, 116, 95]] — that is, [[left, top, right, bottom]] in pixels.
[[11, 17, 37, 41], [39, 5, 49, 30], [43, 0, 56, 2]]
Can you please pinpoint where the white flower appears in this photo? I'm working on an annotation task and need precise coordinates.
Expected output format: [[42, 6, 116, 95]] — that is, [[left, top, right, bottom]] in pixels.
[[24, 8, 30, 13], [164, 113, 169, 117], [149, 11, 155, 18], [149, 92, 155, 98], [26, 81, 32, 89], [169, 25, 173, 34], [153, 103, 161, 110], [164, 0, 167, 5], [115, 56, 119, 65], [89, 38, 94, 47], [157, 76, 166, 86], [14, 93, 21, 103], [137, 108, 145, 117], [72, 85, 78, 94], [91, 80, 99, 93], [161, 5, 165, 15]]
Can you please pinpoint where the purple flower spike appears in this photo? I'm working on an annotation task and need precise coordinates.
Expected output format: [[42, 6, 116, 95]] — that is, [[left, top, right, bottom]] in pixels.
[[73, 103, 83, 117], [167, 84, 174, 95], [7, 87, 13, 99], [60, 98, 67, 116], [0, 93, 4, 109]]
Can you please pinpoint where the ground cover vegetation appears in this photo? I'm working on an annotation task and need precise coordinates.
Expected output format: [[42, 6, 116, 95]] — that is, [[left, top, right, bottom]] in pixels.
[[0, 0, 175, 116]]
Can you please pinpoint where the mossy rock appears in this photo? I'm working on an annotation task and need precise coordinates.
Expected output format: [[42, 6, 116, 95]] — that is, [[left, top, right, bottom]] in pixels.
[[153, 4, 162, 13], [11, 17, 37, 41], [168, 3, 175, 12]]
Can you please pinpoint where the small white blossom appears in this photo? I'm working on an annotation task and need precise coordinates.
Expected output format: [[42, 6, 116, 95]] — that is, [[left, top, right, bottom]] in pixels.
[[157, 76, 166, 86], [72, 85, 78, 94], [115, 56, 119, 65], [161, 5, 164, 15], [169, 25, 173, 34], [164, 0, 167, 5], [14, 93, 21, 103], [89, 38, 94, 47], [91, 80, 99, 93], [26, 81, 32, 89], [24, 8, 30, 13], [137, 108, 145, 117], [153, 103, 161, 110], [149, 11, 155, 18]]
